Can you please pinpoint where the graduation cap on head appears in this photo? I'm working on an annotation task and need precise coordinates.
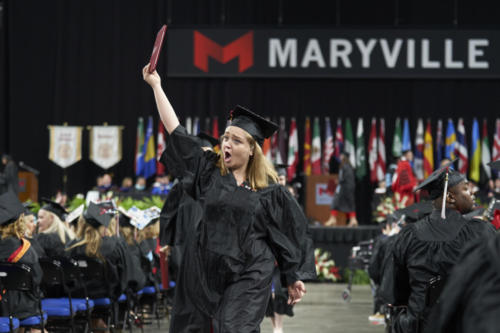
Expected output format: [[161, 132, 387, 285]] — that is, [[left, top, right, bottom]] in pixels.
[[117, 207, 133, 228], [489, 159, 500, 170], [22, 202, 36, 216], [127, 206, 161, 230], [228, 105, 279, 146], [66, 204, 84, 225], [195, 132, 219, 149], [274, 164, 289, 177], [41, 198, 68, 221], [393, 201, 433, 224], [0, 192, 26, 226], [414, 159, 466, 219], [83, 201, 116, 228]]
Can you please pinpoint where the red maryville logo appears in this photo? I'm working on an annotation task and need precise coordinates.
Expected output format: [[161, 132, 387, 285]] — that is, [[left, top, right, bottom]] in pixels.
[[193, 30, 253, 73]]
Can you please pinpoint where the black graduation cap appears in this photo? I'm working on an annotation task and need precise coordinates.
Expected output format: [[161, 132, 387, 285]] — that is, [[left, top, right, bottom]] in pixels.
[[228, 105, 279, 146], [393, 201, 433, 223], [66, 204, 84, 225], [274, 164, 289, 177], [489, 159, 500, 170], [83, 202, 115, 229], [118, 212, 133, 228], [195, 132, 219, 148], [22, 202, 36, 216], [414, 159, 465, 218], [41, 198, 68, 221], [0, 192, 25, 226]]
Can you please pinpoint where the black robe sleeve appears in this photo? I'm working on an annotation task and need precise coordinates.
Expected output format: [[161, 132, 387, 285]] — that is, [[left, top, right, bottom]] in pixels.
[[259, 185, 317, 287], [34, 232, 67, 258]]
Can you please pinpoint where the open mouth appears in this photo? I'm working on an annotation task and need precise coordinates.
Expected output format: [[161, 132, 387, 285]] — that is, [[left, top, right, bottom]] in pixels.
[[224, 151, 232, 163]]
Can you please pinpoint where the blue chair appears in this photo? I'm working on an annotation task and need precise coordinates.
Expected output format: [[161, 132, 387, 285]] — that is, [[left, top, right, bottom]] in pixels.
[[0, 262, 45, 332], [0, 317, 19, 332]]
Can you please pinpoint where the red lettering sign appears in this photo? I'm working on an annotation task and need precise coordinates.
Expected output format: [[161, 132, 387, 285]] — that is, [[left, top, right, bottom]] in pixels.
[[193, 31, 253, 73]]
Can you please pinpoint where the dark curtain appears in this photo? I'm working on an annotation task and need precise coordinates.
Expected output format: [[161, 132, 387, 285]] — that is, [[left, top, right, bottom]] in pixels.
[[3, 0, 500, 224]]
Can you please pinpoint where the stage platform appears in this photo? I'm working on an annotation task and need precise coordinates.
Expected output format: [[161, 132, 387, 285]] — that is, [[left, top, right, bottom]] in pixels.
[[310, 226, 382, 268]]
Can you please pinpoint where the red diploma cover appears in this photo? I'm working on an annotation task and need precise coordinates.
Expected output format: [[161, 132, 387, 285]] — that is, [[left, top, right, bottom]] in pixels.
[[148, 24, 167, 73]]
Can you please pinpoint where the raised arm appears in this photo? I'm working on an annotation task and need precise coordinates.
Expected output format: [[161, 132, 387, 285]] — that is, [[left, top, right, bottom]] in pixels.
[[142, 64, 180, 134]]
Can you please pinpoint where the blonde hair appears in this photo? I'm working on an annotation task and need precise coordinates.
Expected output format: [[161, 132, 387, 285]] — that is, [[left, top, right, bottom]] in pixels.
[[40, 209, 75, 244], [66, 216, 104, 260], [107, 216, 117, 236], [136, 220, 159, 244], [0, 214, 26, 240], [120, 226, 135, 246], [217, 132, 278, 190]]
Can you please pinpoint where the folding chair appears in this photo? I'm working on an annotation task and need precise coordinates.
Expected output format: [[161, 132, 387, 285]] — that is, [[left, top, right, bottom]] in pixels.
[[0, 262, 46, 332]]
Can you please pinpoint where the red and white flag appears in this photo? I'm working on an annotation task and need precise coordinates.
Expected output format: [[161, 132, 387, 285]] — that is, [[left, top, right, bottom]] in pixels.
[[368, 118, 378, 183], [156, 121, 166, 175], [287, 118, 299, 181], [456, 118, 469, 174], [376, 118, 386, 182], [493, 118, 500, 162]]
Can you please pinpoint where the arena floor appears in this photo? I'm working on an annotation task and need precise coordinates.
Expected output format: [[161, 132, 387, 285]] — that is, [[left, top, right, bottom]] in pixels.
[[143, 283, 385, 332]]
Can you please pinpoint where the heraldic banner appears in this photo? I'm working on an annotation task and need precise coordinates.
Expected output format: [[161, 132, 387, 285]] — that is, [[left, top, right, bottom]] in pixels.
[[48, 125, 83, 168], [89, 126, 123, 169]]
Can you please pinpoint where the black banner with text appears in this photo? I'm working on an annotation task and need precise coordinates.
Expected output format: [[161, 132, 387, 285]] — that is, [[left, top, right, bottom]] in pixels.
[[166, 29, 499, 78]]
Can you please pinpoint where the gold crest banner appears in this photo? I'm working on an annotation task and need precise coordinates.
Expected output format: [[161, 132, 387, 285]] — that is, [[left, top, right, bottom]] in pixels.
[[89, 126, 123, 169], [48, 126, 83, 168]]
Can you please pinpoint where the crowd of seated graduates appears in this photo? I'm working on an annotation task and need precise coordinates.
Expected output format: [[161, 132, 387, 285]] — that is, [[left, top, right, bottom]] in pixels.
[[0, 191, 167, 333]]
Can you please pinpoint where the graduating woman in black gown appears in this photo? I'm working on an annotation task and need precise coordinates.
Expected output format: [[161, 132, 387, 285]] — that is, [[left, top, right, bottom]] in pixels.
[[0, 192, 44, 326], [143, 64, 316, 333]]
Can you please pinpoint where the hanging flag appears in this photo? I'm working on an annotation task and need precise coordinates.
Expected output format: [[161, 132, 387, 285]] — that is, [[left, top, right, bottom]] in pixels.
[[414, 119, 424, 181], [262, 138, 272, 162], [192, 117, 200, 135], [392, 117, 402, 158], [423, 120, 434, 178], [88, 125, 123, 170], [356, 118, 367, 180], [277, 117, 287, 165], [481, 119, 491, 180], [156, 121, 166, 175], [48, 125, 83, 169], [135, 117, 145, 176], [334, 118, 344, 161], [435, 119, 444, 168], [456, 118, 468, 174], [493, 119, 500, 162], [271, 125, 279, 164], [344, 118, 356, 169], [323, 117, 334, 174], [377, 118, 386, 182], [368, 118, 378, 183], [185, 117, 192, 135], [212, 116, 220, 153], [287, 118, 299, 181], [311, 117, 322, 175], [142, 116, 157, 179], [445, 119, 457, 160], [402, 118, 412, 153], [303, 117, 312, 176], [470, 118, 481, 183]]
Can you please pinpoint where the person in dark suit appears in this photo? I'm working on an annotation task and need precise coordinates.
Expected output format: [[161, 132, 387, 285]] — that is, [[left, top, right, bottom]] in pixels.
[[0, 154, 19, 195]]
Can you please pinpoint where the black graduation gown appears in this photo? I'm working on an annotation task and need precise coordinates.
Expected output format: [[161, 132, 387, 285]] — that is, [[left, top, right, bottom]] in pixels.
[[34, 232, 68, 258], [425, 233, 500, 333], [0, 237, 42, 319], [163, 125, 316, 333], [66, 236, 128, 300], [390, 209, 496, 333], [138, 238, 161, 287], [331, 162, 355, 212], [115, 237, 146, 292]]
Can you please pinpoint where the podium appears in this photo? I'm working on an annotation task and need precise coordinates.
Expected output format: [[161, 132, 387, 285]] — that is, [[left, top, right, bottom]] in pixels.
[[305, 174, 346, 226], [18, 171, 38, 202]]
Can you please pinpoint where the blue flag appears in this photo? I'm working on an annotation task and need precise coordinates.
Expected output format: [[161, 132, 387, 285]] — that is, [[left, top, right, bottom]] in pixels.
[[142, 116, 157, 179], [402, 118, 411, 152], [445, 119, 456, 159]]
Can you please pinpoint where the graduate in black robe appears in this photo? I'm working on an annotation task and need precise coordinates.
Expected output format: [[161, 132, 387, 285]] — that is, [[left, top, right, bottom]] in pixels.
[[389, 160, 496, 333], [66, 202, 128, 301], [0, 192, 43, 320], [143, 65, 316, 333], [425, 233, 500, 333], [118, 212, 146, 292]]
